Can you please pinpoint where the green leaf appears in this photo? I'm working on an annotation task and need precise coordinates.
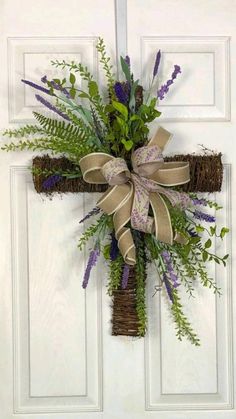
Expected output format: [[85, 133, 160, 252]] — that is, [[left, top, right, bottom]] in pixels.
[[120, 56, 131, 81], [69, 88, 76, 99], [121, 138, 133, 151], [220, 227, 230, 239], [204, 239, 212, 249], [196, 225, 204, 233], [223, 254, 229, 260], [53, 78, 61, 84], [210, 226, 216, 236], [79, 92, 90, 99], [202, 251, 208, 262], [69, 73, 76, 85], [88, 80, 99, 97], [112, 100, 128, 120], [103, 244, 111, 260]]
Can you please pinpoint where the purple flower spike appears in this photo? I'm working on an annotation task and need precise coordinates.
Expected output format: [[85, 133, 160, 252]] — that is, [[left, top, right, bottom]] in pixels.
[[50, 80, 71, 98], [124, 55, 131, 68], [153, 49, 161, 78], [41, 75, 48, 84], [79, 207, 101, 224], [121, 264, 130, 289], [157, 64, 181, 100], [163, 273, 174, 303], [193, 210, 215, 223], [161, 250, 179, 288], [22, 79, 50, 95], [82, 247, 100, 289], [35, 94, 70, 121], [110, 232, 119, 261], [192, 198, 207, 206], [42, 174, 63, 189], [114, 82, 129, 104]]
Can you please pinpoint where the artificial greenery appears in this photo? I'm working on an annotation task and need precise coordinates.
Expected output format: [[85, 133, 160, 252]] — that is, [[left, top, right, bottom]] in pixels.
[[1, 38, 229, 344]]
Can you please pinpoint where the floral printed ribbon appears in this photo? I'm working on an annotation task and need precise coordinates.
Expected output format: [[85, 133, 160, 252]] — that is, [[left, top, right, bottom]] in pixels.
[[79, 126, 191, 265]]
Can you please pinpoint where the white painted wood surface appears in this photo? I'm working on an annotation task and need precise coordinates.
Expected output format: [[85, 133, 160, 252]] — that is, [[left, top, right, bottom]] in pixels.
[[0, 0, 235, 418]]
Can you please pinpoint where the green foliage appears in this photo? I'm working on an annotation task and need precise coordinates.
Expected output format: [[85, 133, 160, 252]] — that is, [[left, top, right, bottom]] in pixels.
[[96, 37, 115, 93], [134, 232, 147, 337], [77, 214, 111, 251], [120, 56, 131, 82], [107, 254, 123, 296], [171, 289, 200, 346]]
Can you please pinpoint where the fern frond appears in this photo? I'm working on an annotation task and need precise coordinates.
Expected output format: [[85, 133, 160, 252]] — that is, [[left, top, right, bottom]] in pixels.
[[3, 125, 45, 138], [33, 112, 86, 141]]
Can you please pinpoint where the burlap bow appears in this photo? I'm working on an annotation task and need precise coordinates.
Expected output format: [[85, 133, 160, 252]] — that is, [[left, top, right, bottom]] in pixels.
[[79, 126, 191, 265]]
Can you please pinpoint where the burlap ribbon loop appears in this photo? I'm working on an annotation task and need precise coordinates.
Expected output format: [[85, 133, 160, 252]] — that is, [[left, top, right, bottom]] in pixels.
[[79, 126, 191, 265]]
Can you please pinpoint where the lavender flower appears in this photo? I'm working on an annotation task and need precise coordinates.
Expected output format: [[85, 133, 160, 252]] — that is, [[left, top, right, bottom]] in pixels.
[[50, 80, 71, 98], [121, 264, 130, 289], [124, 55, 130, 68], [35, 94, 70, 121], [110, 232, 119, 261], [193, 210, 215, 223], [42, 174, 63, 189], [161, 250, 180, 288], [114, 82, 129, 104], [79, 207, 101, 224], [21, 79, 50, 95], [153, 49, 161, 78], [192, 198, 207, 206], [41, 75, 48, 83], [82, 247, 100, 288], [163, 273, 174, 302], [157, 64, 181, 100]]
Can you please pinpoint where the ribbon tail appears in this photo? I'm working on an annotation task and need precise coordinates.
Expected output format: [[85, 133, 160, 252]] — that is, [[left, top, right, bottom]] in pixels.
[[150, 192, 173, 245], [97, 182, 136, 265]]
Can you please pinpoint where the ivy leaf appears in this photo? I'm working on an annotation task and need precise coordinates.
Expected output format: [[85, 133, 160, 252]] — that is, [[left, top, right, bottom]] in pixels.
[[204, 239, 212, 249], [112, 100, 128, 120], [121, 138, 133, 151], [88, 80, 99, 97], [196, 225, 204, 233], [202, 251, 208, 262], [210, 226, 216, 236], [69, 73, 76, 85], [220, 227, 230, 239]]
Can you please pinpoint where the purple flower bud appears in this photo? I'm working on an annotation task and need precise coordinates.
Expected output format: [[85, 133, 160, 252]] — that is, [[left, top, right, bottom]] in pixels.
[[192, 198, 207, 206], [124, 55, 130, 68], [22, 79, 50, 95], [110, 232, 119, 261], [153, 49, 161, 78], [35, 94, 70, 121], [193, 210, 215, 223], [114, 82, 129, 104], [121, 264, 130, 289], [157, 64, 181, 100], [42, 174, 63, 189], [79, 207, 101, 224], [41, 75, 48, 83], [82, 247, 100, 288], [163, 273, 174, 302]]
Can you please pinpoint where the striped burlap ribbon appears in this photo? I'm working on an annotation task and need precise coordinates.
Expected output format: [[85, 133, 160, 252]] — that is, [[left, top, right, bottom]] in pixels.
[[79, 126, 191, 265]]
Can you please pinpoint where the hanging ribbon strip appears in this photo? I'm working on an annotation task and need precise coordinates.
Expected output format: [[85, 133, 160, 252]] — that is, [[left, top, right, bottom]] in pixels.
[[79, 126, 191, 265]]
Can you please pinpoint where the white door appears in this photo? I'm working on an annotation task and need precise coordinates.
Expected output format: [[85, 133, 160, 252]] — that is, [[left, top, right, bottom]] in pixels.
[[0, 1, 235, 418]]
